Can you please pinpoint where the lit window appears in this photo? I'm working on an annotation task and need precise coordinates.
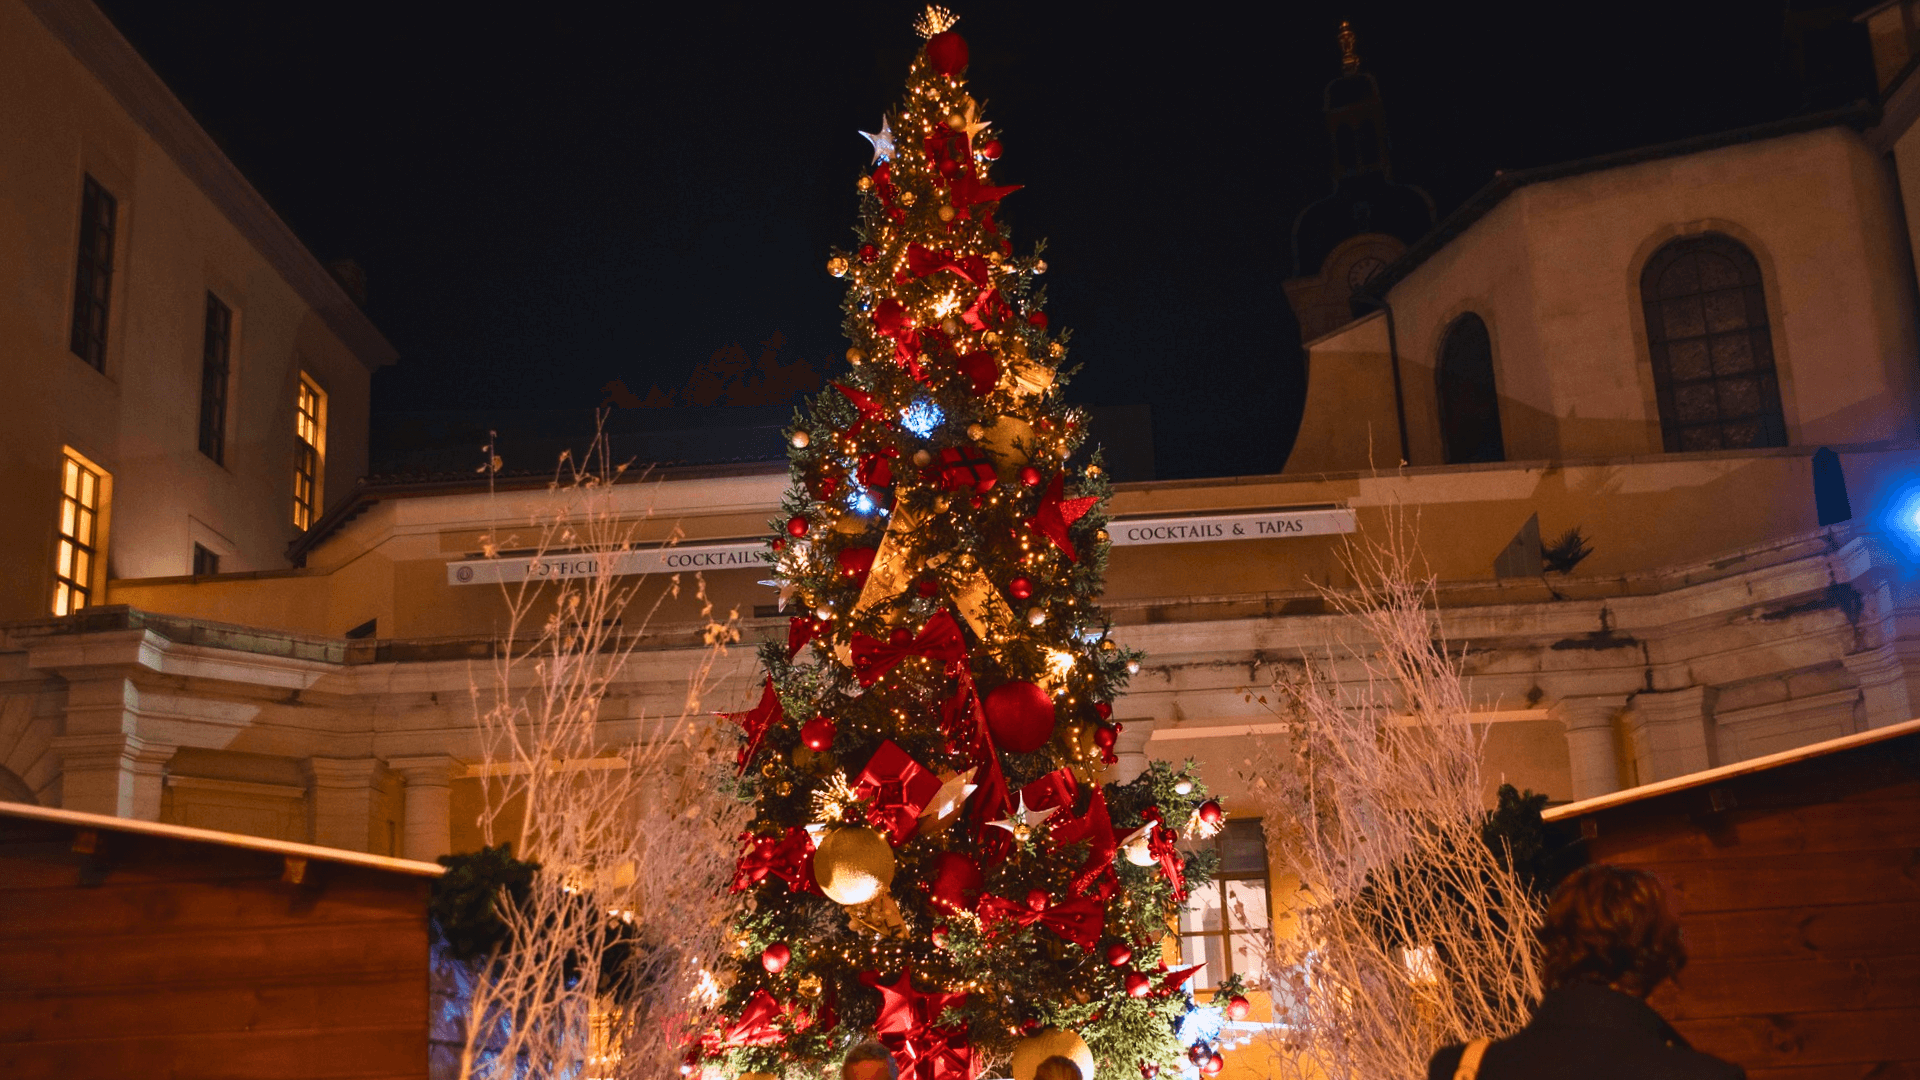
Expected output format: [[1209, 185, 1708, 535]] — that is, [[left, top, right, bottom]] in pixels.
[[69, 176, 117, 371], [293, 374, 326, 530], [198, 294, 232, 463], [53, 452, 106, 616], [1176, 818, 1271, 990]]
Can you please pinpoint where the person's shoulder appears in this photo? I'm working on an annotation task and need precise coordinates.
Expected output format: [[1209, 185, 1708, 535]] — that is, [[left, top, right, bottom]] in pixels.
[[1426, 1042, 1466, 1080]]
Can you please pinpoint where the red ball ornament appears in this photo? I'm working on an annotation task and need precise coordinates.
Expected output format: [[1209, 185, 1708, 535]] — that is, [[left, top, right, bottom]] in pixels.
[[785, 515, 809, 537], [1025, 888, 1051, 912], [1198, 799, 1224, 826], [799, 715, 836, 752], [931, 925, 950, 949], [1189, 1045, 1213, 1067], [1140, 1065, 1160, 1080], [771, 537, 786, 552], [929, 851, 985, 915], [761, 942, 792, 973], [1095, 702, 1113, 720], [957, 349, 1000, 396], [1018, 465, 1042, 487], [980, 139, 1003, 161], [1027, 311, 1049, 330], [1125, 972, 1152, 998], [916, 577, 940, 597], [1105, 943, 1133, 967], [925, 30, 969, 76], [873, 297, 911, 334], [1008, 577, 1033, 600], [984, 680, 1057, 753], [1226, 994, 1251, 1021], [1093, 725, 1117, 751], [1022, 1017, 1043, 1035], [860, 243, 878, 263], [889, 626, 913, 647], [1202, 1052, 1225, 1075], [837, 545, 877, 583]]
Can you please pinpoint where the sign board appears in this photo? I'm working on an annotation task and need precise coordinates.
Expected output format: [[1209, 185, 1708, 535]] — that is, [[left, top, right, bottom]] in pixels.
[[446, 507, 1355, 585], [1106, 507, 1356, 546], [446, 541, 767, 586]]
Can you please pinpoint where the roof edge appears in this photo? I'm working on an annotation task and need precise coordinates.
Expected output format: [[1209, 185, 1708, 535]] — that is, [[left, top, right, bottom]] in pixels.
[[1359, 105, 1880, 302], [0, 798, 445, 876], [26, 0, 399, 372], [1541, 715, 1920, 822]]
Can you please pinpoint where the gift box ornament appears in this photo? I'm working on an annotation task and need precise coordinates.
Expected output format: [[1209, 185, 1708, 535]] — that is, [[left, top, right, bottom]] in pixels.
[[937, 445, 997, 493]]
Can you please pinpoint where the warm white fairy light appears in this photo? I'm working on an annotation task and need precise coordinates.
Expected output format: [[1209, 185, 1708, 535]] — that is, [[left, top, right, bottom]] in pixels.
[[914, 5, 959, 38]]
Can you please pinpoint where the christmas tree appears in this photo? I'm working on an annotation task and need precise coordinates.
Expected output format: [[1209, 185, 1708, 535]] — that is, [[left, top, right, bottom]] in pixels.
[[702, 10, 1228, 1078]]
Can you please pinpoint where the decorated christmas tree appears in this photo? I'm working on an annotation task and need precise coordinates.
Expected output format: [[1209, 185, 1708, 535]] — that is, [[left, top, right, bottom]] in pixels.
[[701, 10, 1230, 1079]]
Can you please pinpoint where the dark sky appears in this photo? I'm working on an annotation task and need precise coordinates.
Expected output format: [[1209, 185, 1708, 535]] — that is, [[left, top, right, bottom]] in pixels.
[[95, 1, 1853, 479]]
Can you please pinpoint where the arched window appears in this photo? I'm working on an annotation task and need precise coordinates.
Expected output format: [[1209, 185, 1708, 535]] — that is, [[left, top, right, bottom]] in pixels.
[[1641, 234, 1786, 452], [1437, 313, 1505, 464]]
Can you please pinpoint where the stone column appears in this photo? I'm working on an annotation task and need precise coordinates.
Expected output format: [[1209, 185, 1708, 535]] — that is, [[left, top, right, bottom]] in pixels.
[[1625, 685, 1718, 783], [1549, 696, 1627, 802], [1844, 642, 1920, 730], [1106, 718, 1156, 784], [305, 757, 384, 852], [390, 754, 461, 863], [50, 732, 143, 817]]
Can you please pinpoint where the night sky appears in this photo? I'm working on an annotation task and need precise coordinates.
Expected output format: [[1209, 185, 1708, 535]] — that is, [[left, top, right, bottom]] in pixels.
[[95, 1, 1843, 479]]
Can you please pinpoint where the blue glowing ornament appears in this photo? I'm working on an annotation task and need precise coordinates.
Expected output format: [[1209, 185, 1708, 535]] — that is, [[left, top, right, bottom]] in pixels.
[[1175, 1002, 1224, 1050], [847, 483, 877, 515], [859, 116, 896, 164], [900, 399, 944, 438]]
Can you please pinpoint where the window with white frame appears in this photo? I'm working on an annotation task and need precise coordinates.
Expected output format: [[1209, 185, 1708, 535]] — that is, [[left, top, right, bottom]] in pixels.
[[1176, 818, 1271, 991]]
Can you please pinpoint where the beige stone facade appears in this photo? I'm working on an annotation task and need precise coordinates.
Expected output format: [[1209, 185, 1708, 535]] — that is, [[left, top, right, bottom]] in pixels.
[[0, 0, 394, 624]]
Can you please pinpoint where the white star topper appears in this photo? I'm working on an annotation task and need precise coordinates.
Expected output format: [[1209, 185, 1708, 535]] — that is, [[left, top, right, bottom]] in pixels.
[[859, 116, 896, 164]]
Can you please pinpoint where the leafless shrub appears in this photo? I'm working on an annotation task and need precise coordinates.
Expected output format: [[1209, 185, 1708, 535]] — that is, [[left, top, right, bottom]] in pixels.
[[1237, 528, 1542, 1080], [459, 418, 751, 1079]]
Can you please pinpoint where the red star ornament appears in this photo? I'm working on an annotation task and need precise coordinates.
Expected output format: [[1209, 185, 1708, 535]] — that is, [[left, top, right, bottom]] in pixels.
[[1026, 474, 1100, 562], [860, 967, 968, 1036], [720, 677, 783, 773]]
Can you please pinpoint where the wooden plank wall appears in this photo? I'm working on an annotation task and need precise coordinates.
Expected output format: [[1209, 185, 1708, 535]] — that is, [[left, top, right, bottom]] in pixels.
[[0, 816, 430, 1080], [1585, 737, 1920, 1080]]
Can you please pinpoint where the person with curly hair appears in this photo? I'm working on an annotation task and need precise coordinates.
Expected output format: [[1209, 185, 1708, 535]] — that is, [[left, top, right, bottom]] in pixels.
[[1427, 863, 1744, 1080]]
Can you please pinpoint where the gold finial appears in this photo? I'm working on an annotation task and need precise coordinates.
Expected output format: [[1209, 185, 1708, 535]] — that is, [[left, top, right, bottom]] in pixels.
[[1338, 20, 1360, 75], [914, 5, 959, 38]]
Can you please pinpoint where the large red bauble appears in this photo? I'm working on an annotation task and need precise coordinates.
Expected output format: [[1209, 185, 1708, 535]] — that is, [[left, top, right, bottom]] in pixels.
[[957, 349, 1000, 396], [761, 942, 792, 973], [1105, 943, 1132, 967], [1008, 577, 1033, 600], [1198, 799, 1224, 825], [873, 296, 911, 334], [1202, 1052, 1225, 1075], [984, 680, 1056, 753], [925, 30, 969, 76], [1018, 465, 1042, 486], [785, 515, 809, 537], [799, 715, 836, 752], [980, 139, 1003, 161], [929, 851, 985, 915], [1125, 972, 1151, 998], [837, 545, 877, 584], [1226, 994, 1251, 1021]]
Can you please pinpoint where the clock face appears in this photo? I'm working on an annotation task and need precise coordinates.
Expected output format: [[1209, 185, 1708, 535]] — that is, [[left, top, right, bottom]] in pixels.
[[1347, 255, 1388, 289]]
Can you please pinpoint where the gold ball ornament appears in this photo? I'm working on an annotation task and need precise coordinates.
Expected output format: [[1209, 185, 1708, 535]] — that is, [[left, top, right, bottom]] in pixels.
[[966, 423, 986, 441], [827, 256, 849, 278], [1010, 1029, 1095, 1080], [938, 205, 956, 222], [812, 825, 896, 905], [791, 430, 811, 449], [1033, 259, 1049, 275], [846, 347, 865, 365], [1049, 342, 1066, 358], [797, 973, 823, 998], [899, 190, 917, 207], [1087, 465, 1103, 478], [912, 449, 933, 467], [1027, 607, 1047, 627], [947, 112, 966, 130], [857, 175, 874, 192], [941, 318, 960, 335]]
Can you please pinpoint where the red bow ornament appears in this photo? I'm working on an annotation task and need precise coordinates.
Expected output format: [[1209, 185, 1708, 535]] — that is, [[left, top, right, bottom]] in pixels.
[[977, 892, 1106, 950], [711, 988, 786, 1049], [1027, 474, 1100, 562], [851, 609, 968, 687], [720, 677, 783, 773], [787, 614, 825, 659], [1023, 770, 1119, 894], [731, 827, 817, 894], [884, 1026, 975, 1080], [852, 740, 943, 844], [836, 382, 894, 438], [1141, 807, 1188, 901]]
